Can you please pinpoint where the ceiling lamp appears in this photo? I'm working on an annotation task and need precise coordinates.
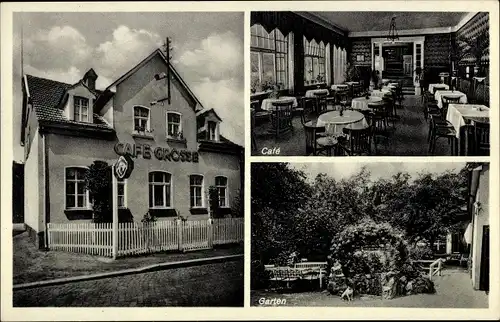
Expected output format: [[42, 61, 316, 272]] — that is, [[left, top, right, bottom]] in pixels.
[[386, 16, 399, 43]]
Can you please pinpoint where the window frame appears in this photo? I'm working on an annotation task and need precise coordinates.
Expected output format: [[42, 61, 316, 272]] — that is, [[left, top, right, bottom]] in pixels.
[[207, 120, 218, 141], [117, 178, 127, 209], [303, 37, 327, 86], [166, 111, 183, 139], [215, 176, 229, 208], [189, 174, 205, 209], [148, 171, 173, 209], [133, 105, 151, 133], [73, 96, 90, 122], [250, 24, 289, 92], [64, 166, 90, 210]]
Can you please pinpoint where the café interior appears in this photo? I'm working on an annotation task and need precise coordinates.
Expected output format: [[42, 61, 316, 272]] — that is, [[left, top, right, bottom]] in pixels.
[[250, 11, 490, 156]]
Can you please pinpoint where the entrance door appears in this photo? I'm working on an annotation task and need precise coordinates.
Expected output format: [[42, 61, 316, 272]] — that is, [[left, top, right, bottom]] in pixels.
[[403, 55, 413, 76], [479, 225, 489, 291]]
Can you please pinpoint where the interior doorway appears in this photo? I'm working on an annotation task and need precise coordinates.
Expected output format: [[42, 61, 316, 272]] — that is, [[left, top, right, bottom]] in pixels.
[[382, 42, 413, 78]]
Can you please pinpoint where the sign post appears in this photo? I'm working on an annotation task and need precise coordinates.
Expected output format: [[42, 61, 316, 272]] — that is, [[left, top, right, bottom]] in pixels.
[[112, 154, 134, 260], [112, 164, 118, 260]]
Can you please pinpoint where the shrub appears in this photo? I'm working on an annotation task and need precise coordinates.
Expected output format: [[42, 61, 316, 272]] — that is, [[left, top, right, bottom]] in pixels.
[[251, 260, 270, 289], [408, 244, 434, 260]]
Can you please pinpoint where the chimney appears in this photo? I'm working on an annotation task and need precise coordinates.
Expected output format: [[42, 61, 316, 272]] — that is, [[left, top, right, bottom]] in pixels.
[[83, 68, 98, 91]]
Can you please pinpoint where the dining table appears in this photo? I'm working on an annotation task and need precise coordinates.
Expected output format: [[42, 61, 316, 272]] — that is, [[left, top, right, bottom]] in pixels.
[[261, 96, 298, 111], [316, 109, 368, 135], [305, 88, 329, 97], [345, 81, 360, 86], [351, 96, 383, 111], [446, 104, 490, 155], [435, 90, 467, 109], [428, 83, 449, 94], [331, 84, 349, 91], [265, 266, 325, 288]]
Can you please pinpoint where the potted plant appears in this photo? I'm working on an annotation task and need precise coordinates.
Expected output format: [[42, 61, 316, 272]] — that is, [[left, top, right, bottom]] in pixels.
[[344, 63, 360, 82], [457, 31, 489, 77]]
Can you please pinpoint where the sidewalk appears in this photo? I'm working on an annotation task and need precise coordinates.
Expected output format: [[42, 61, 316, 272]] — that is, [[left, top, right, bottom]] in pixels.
[[13, 231, 243, 285]]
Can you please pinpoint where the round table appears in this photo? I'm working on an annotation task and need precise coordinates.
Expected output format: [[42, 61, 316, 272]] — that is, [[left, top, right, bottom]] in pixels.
[[370, 89, 391, 98], [331, 84, 349, 92], [351, 96, 383, 111], [261, 96, 298, 111], [316, 110, 368, 135], [305, 89, 329, 97]]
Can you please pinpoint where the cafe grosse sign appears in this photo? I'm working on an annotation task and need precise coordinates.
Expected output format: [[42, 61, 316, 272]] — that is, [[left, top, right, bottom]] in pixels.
[[114, 142, 199, 163]]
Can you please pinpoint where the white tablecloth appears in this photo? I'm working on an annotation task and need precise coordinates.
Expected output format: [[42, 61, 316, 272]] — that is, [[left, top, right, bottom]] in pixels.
[[388, 82, 400, 87], [261, 96, 298, 111], [370, 89, 392, 98], [435, 90, 467, 109], [317, 110, 368, 135], [345, 82, 359, 86], [446, 104, 490, 138], [331, 84, 349, 91], [428, 83, 449, 94], [351, 96, 383, 111], [305, 89, 329, 98]]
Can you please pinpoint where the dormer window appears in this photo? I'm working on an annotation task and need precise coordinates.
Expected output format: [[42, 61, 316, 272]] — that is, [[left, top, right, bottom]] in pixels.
[[74, 96, 89, 122], [134, 106, 150, 132], [166, 112, 182, 139], [208, 121, 218, 141]]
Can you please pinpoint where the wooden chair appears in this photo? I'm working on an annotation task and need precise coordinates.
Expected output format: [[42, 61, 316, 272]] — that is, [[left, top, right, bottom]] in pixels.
[[465, 121, 490, 156], [301, 108, 327, 156], [339, 126, 372, 156], [270, 101, 294, 140], [251, 108, 257, 152], [441, 95, 461, 119], [336, 91, 351, 110], [313, 92, 328, 114], [432, 85, 447, 94], [251, 100, 271, 121], [428, 118, 458, 155]]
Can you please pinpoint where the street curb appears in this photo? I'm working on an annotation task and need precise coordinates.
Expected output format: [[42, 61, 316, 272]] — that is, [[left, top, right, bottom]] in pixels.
[[13, 254, 243, 291]]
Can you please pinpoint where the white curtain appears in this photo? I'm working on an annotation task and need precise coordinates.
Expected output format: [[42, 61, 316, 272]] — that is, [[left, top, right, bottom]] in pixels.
[[333, 45, 338, 84], [288, 32, 294, 93], [325, 43, 331, 86]]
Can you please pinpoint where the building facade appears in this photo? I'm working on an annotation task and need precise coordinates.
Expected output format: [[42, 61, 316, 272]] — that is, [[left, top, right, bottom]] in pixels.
[[21, 49, 243, 248]]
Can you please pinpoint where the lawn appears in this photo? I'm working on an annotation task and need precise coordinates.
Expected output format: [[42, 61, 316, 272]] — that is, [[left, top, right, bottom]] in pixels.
[[13, 231, 243, 284]]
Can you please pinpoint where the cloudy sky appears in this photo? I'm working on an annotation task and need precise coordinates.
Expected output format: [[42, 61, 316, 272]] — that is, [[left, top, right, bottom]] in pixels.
[[12, 12, 244, 162], [291, 162, 466, 182]]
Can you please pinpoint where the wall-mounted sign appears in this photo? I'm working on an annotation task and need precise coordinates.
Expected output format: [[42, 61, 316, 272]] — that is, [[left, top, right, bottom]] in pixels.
[[114, 154, 134, 179], [114, 142, 199, 163]]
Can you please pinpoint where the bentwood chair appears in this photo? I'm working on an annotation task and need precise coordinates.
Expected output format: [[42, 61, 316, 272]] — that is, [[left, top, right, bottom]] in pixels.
[[339, 127, 373, 156], [313, 92, 328, 114], [300, 108, 327, 156], [251, 108, 257, 152], [441, 95, 462, 119], [464, 121, 490, 156], [428, 118, 458, 155], [270, 101, 294, 140]]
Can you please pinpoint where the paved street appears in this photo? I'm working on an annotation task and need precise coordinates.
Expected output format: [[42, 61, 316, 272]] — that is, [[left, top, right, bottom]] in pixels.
[[14, 260, 243, 307]]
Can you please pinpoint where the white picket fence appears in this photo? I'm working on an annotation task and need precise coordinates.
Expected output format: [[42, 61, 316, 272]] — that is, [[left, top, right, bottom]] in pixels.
[[47, 218, 243, 258]]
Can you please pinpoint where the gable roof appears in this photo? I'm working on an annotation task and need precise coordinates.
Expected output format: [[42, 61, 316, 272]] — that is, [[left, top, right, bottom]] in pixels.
[[196, 108, 223, 122], [106, 49, 205, 112], [24, 75, 111, 130]]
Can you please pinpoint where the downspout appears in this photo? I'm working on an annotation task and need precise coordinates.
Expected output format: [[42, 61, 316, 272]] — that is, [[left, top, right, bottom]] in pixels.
[[42, 132, 50, 250]]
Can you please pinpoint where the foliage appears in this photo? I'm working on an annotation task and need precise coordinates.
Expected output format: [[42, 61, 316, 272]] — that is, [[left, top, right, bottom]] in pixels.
[[141, 211, 157, 223], [251, 163, 312, 283], [345, 63, 361, 82], [208, 185, 220, 218], [231, 189, 244, 218], [330, 219, 406, 277], [294, 168, 371, 260], [84, 160, 112, 223], [408, 244, 434, 260]]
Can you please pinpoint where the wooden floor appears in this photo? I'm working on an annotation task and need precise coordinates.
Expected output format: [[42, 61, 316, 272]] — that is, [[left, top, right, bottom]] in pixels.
[[252, 95, 453, 156]]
